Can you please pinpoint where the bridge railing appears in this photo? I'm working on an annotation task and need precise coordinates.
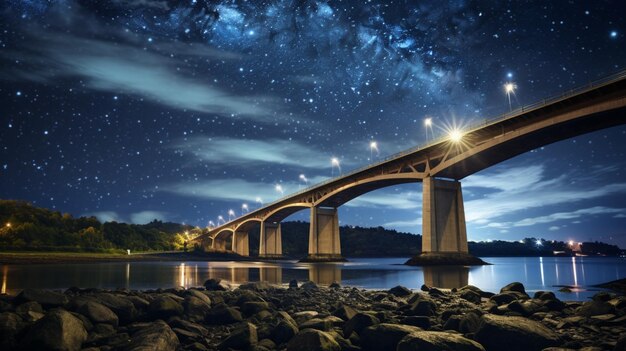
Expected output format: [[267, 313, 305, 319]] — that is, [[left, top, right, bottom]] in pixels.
[[213, 69, 626, 231]]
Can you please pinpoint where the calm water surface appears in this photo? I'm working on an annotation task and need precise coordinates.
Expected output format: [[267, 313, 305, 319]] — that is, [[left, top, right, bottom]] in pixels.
[[2, 256, 625, 301]]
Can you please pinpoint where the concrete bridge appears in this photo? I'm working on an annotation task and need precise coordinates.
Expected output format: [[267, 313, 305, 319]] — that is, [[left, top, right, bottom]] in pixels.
[[192, 70, 626, 263]]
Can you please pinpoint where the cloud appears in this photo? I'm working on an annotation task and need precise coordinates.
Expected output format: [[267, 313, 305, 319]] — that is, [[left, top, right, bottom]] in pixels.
[[112, 0, 170, 10], [383, 217, 423, 228], [463, 164, 626, 228], [163, 179, 291, 203], [173, 137, 351, 169], [345, 191, 421, 210], [130, 211, 169, 224], [549, 226, 560, 231], [1, 31, 281, 122], [84, 211, 122, 223]]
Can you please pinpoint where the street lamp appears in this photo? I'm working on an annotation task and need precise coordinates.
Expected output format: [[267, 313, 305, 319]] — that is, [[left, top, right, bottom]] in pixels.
[[217, 215, 225, 225], [331, 157, 341, 177], [369, 141, 379, 161], [504, 82, 517, 111], [228, 209, 235, 220], [299, 174, 308, 189], [242, 203, 249, 213], [255, 197, 263, 206], [275, 184, 284, 196], [207, 220, 215, 229], [424, 117, 433, 141]]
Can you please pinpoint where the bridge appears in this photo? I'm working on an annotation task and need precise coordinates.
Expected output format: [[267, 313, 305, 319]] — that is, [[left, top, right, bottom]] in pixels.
[[191, 70, 626, 263]]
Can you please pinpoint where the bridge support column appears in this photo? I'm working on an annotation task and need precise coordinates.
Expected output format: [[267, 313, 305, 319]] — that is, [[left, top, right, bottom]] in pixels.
[[406, 177, 487, 266], [212, 237, 227, 251], [259, 222, 282, 259], [232, 231, 249, 256], [301, 207, 345, 262]]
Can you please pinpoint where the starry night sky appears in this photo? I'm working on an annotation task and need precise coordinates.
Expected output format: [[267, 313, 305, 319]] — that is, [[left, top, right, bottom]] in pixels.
[[1, 1, 625, 247]]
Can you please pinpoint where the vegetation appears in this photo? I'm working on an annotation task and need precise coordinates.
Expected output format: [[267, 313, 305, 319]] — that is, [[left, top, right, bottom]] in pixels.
[[0, 200, 622, 257], [0, 200, 200, 252]]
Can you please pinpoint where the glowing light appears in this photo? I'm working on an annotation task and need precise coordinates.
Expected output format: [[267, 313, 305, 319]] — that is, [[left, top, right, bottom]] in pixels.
[[5, 223, 10, 228], [242, 203, 249, 213], [208, 220, 215, 228], [228, 209, 235, 220], [255, 197, 263, 205], [331, 157, 341, 176], [448, 129, 463, 142], [299, 174, 308, 183], [535, 239, 543, 246], [610, 30, 618, 38], [275, 184, 284, 195], [217, 215, 225, 224], [568, 240, 574, 246], [369, 141, 379, 161], [424, 118, 432, 127], [504, 82, 517, 111]]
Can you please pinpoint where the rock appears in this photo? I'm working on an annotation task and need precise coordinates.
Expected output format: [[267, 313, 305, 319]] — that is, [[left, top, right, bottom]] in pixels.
[[615, 334, 626, 351], [94, 293, 137, 324], [22, 309, 88, 351], [406, 299, 437, 316], [78, 301, 119, 327], [205, 305, 243, 324], [0, 312, 25, 350], [421, 284, 430, 292], [400, 316, 430, 329], [85, 323, 116, 345], [500, 282, 527, 295], [148, 296, 184, 319], [204, 278, 231, 291], [388, 285, 412, 297], [289, 279, 299, 288], [490, 293, 518, 305], [301, 281, 319, 291], [286, 329, 340, 351], [428, 287, 445, 297], [534, 291, 556, 300], [300, 318, 333, 331], [16, 288, 69, 308], [474, 314, 560, 351], [576, 300, 615, 317], [169, 318, 208, 336], [332, 304, 358, 321], [460, 290, 482, 304], [183, 295, 212, 322], [219, 322, 258, 350], [360, 323, 423, 351], [185, 289, 212, 306], [344, 312, 380, 337], [397, 331, 485, 351], [240, 281, 276, 291], [241, 301, 270, 316], [15, 301, 44, 314], [126, 319, 179, 351], [329, 281, 341, 289], [591, 291, 613, 302], [273, 319, 299, 344]]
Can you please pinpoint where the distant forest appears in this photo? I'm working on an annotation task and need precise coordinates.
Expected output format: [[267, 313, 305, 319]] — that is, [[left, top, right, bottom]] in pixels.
[[0, 200, 622, 257]]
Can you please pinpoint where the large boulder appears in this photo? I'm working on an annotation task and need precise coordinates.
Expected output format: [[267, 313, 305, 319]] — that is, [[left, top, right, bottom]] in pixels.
[[359, 323, 423, 351], [388, 285, 412, 297], [474, 314, 560, 351], [16, 289, 69, 308], [397, 331, 485, 351], [126, 319, 180, 351], [77, 301, 119, 327], [94, 293, 138, 324], [0, 312, 25, 349], [273, 319, 299, 344], [22, 309, 88, 351], [332, 304, 358, 321], [183, 296, 212, 322], [576, 300, 615, 317], [500, 282, 527, 295], [218, 322, 257, 351], [204, 278, 231, 291], [148, 296, 184, 319], [343, 312, 379, 337], [185, 289, 211, 306], [286, 329, 341, 351], [205, 305, 243, 325]]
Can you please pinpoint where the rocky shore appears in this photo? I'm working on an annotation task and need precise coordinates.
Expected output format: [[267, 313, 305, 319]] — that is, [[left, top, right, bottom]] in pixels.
[[1, 280, 625, 351]]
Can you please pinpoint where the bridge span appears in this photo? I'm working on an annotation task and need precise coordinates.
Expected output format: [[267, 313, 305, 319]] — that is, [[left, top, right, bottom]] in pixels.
[[192, 70, 626, 263]]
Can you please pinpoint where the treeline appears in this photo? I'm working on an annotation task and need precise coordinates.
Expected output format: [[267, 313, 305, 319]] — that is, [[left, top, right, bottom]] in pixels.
[[0, 200, 622, 257], [0, 200, 199, 252]]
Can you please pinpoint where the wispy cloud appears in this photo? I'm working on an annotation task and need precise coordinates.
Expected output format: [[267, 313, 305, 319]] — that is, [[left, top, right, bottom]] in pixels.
[[83, 210, 168, 224], [1, 31, 281, 122], [173, 137, 351, 168], [383, 217, 423, 228], [162, 179, 292, 203], [84, 211, 122, 223], [345, 191, 421, 210]]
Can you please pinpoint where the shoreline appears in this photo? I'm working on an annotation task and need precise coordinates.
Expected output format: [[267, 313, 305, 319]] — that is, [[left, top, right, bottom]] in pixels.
[[0, 280, 624, 350]]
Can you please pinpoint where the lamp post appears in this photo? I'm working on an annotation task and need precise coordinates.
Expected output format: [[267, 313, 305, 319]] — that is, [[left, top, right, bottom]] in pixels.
[[369, 141, 379, 161], [331, 157, 341, 177]]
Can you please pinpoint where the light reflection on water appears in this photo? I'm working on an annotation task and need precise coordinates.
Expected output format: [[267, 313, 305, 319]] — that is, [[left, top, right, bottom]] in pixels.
[[1, 257, 625, 301]]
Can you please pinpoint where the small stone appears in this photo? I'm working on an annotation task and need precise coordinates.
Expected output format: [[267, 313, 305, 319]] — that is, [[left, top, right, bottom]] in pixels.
[[300, 318, 333, 331], [287, 329, 340, 351], [240, 281, 276, 291], [289, 279, 299, 289], [301, 281, 319, 291], [329, 281, 341, 289], [344, 313, 380, 337], [218, 322, 258, 351], [420, 284, 430, 292]]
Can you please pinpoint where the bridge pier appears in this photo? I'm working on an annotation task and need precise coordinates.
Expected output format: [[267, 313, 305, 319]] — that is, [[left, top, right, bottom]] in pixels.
[[232, 231, 250, 256], [301, 207, 345, 262], [212, 237, 228, 251], [406, 177, 487, 266], [259, 222, 282, 258]]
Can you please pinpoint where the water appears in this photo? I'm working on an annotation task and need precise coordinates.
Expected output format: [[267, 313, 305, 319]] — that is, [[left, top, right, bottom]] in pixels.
[[2, 256, 625, 301]]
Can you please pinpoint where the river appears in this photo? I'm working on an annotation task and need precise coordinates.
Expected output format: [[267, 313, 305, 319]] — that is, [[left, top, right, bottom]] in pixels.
[[2, 256, 625, 300]]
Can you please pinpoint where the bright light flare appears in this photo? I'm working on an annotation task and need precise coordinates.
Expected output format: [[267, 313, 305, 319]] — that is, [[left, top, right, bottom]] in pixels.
[[5, 223, 10, 228], [504, 82, 517, 111], [241, 203, 249, 212], [299, 174, 308, 183], [331, 157, 342, 176], [424, 118, 432, 127], [535, 239, 543, 246], [448, 129, 463, 142], [331, 157, 340, 166], [568, 240, 574, 246], [275, 184, 284, 195]]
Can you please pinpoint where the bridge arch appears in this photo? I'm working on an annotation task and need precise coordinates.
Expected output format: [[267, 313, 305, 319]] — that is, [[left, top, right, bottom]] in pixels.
[[315, 173, 423, 208], [235, 218, 262, 232], [212, 229, 234, 250], [264, 202, 313, 223]]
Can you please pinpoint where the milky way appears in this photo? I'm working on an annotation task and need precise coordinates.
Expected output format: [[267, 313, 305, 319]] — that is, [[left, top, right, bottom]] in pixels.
[[1, 1, 625, 246]]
